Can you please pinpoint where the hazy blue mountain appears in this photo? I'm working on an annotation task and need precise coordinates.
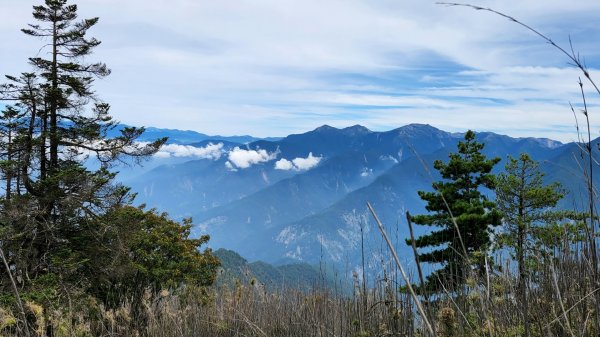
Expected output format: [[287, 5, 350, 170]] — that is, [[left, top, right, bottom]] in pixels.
[[123, 124, 393, 218], [540, 137, 600, 211], [113, 139, 245, 182], [213, 249, 329, 291], [187, 139, 244, 148], [241, 148, 451, 263], [248, 124, 373, 158], [125, 159, 297, 219], [108, 124, 277, 144], [196, 150, 399, 250], [204, 132, 571, 265], [195, 124, 464, 256], [117, 123, 598, 271], [127, 123, 444, 220], [239, 135, 589, 267]]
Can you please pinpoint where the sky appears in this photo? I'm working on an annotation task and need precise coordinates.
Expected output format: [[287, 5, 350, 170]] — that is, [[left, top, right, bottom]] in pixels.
[[1, 1, 600, 142]]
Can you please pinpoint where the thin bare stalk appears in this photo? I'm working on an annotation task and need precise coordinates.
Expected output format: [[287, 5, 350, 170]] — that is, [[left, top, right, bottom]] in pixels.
[[437, 2, 600, 95], [366, 202, 434, 336], [406, 211, 427, 300], [545, 287, 600, 329], [578, 78, 598, 273], [550, 258, 576, 337], [0, 243, 30, 337]]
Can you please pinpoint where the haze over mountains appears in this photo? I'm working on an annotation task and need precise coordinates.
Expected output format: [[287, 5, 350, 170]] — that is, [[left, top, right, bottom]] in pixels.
[[117, 123, 594, 269]]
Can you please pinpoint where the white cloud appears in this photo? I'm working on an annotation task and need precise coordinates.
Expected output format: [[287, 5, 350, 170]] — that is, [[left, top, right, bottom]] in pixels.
[[226, 147, 277, 169], [379, 155, 399, 164], [274, 158, 294, 171], [292, 152, 322, 170], [154, 142, 224, 159], [225, 161, 237, 172], [3, 1, 600, 141], [275, 152, 322, 171], [153, 151, 172, 159], [360, 168, 373, 177]]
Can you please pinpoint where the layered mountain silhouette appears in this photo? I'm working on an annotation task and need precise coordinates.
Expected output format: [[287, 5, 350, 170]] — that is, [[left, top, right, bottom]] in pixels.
[[120, 124, 594, 269]]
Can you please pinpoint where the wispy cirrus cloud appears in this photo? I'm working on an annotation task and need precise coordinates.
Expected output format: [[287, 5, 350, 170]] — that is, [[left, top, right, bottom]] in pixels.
[[2, 1, 600, 141]]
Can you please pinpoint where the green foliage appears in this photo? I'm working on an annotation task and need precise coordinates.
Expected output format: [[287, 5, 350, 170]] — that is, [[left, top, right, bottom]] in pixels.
[[531, 216, 588, 257], [408, 130, 501, 291], [495, 153, 586, 268], [89, 206, 220, 305], [213, 249, 330, 292], [0, 0, 165, 296], [0, 2, 216, 333], [496, 154, 564, 251]]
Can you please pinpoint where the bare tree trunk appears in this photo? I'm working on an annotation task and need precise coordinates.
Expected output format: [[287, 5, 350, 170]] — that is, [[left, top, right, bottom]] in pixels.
[[49, 13, 59, 173], [0, 243, 30, 337], [518, 164, 529, 337]]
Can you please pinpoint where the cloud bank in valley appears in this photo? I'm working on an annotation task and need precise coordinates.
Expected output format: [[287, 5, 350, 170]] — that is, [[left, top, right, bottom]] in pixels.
[[154, 142, 224, 159], [275, 153, 322, 171], [153, 142, 297, 171], [226, 147, 278, 170]]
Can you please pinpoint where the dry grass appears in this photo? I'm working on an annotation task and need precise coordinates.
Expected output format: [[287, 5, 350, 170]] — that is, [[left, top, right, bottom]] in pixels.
[[2, 242, 596, 337]]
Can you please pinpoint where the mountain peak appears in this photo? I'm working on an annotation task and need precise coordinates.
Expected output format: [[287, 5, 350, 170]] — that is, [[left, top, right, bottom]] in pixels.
[[528, 137, 562, 149], [342, 124, 371, 135], [393, 123, 444, 136], [314, 125, 337, 132], [313, 124, 371, 136], [402, 123, 436, 130]]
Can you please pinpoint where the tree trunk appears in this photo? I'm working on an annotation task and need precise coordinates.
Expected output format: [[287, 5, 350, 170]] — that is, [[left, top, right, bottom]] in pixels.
[[518, 165, 529, 337]]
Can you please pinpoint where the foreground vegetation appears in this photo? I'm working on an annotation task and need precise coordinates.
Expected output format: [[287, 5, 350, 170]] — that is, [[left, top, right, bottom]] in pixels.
[[0, 240, 591, 336], [0, 1, 219, 336], [1, 1, 599, 336]]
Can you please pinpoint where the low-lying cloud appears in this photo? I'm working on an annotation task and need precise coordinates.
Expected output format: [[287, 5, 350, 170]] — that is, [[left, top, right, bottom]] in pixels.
[[152, 142, 280, 170], [154, 142, 224, 159], [274, 158, 294, 171], [226, 147, 278, 170], [275, 152, 322, 171]]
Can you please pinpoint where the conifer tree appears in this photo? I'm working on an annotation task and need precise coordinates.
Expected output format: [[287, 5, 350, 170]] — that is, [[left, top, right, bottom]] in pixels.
[[0, 0, 166, 298], [0, 106, 25, 198], [0, 6, 219, 334], [408, 130, 501, 291], [495, 153, 579, 337]]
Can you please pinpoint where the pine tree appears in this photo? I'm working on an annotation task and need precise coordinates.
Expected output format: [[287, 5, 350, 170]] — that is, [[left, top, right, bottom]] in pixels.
[[495, 153, 577, 337], [0, 106, 25, 199], [408, 130, 501, 291], [0, 0, 166, 298], [0, 6, 220, 334]]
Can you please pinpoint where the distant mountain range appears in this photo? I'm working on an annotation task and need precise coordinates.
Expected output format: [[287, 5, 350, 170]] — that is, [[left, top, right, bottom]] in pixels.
[[213, 249, 332, 291], [116, 124, 595, 272], [109, 124, 282, 144]]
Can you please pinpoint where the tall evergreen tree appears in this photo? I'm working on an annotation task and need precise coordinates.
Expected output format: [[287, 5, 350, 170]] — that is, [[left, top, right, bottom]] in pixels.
[[0, 0, 166, 301], [408, 130, 501, 291], [0, 6, 220, 336], [495, 153, 577, 337], [0, 106, 25, 199]]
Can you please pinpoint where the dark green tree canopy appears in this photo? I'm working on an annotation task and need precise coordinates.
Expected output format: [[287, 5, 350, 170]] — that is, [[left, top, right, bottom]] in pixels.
[[494, 153, 588, 337], [0, 3, 216, 329], [89, 206, 220, 306], [495, 153, 586, 263], [496, 153, 564, 249], [0, 0, 167, 287], [408, 130, 502, 291]]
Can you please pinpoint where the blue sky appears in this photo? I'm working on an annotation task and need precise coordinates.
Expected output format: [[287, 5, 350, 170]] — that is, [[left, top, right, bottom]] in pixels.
[[1, 0, 600, 142]]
